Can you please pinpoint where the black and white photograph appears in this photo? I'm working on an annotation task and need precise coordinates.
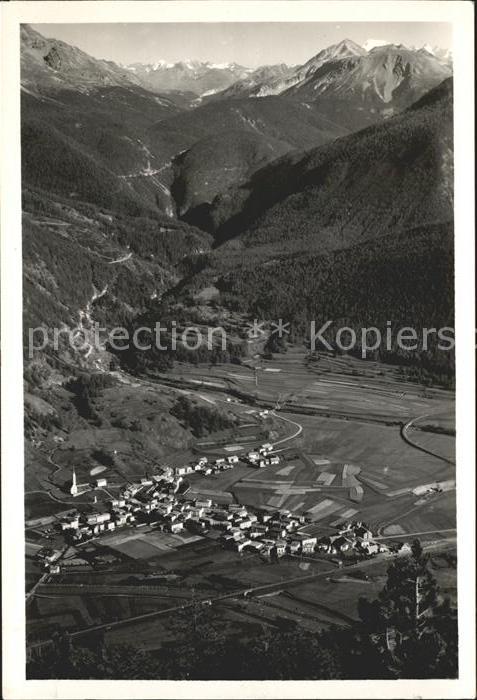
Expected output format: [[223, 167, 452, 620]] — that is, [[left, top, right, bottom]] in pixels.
[[1, 1, 475, 698]]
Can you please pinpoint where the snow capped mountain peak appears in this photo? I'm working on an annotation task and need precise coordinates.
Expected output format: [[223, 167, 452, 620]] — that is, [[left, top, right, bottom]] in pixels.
[[153, 60, 174, 69], [334, 38, 364, 53], [362, 39, 389, 52], [421, 43, 436, 55], [320, 38, 366, 59], [115, 58, 253, 95], [301, 38, 365, 74], [362, 40, 452, 66], [182, 59, 203, 69], [206, 62, 232, 70], [418, 44, 452, 65]]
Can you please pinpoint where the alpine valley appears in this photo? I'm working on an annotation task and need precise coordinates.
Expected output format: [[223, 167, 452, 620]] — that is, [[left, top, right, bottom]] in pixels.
[[22, 25, 457, 681], [22, 24, 453, 349]]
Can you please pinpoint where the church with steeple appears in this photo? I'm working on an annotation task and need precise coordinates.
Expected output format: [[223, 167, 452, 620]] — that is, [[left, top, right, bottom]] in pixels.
[[70, 467, 78, 496]]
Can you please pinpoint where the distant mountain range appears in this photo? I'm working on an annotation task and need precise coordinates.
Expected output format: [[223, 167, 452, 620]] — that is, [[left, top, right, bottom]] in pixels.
[[20, 24, 454, 378], [205, 39, 451, 128], [362, 39, 452, 66], [126, 38, 452, 101], [283, 42, 450, 106], [126, 60, 252, 96], [22, 25, 451, 103], [419, 44, 452, 65]]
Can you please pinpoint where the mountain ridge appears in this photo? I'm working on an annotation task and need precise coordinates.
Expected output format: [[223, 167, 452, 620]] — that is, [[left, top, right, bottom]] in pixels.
[[20, 25, 454, 379], [191, 77, 453, 252], [21, 24, 143, 95]]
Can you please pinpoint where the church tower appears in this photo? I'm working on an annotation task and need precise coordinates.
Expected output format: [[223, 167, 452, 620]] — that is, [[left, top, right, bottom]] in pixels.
[[70, 467, 78, 496]]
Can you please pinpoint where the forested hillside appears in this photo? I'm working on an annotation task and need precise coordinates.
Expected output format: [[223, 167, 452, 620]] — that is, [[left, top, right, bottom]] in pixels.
[[22, 187, 212, 334], [198, 78, 453, 249], [21, 26, 454, 383], [164, 80, 455, 380]]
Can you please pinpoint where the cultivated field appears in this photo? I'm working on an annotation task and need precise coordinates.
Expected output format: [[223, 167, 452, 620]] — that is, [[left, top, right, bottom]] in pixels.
[[25, 347, 456, 652]]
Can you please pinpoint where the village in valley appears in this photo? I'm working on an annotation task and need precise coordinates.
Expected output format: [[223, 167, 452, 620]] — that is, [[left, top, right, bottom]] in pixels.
[[13, 12, 466, 682], [37, 442, 393, 575], [25, 349, 456, 655]]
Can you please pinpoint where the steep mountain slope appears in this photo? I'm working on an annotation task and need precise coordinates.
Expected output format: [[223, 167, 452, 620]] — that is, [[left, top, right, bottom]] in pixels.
[[21, 24, 143, 95], [207, 40, 451, 131], [200, 64, 295, 102], [211, 220, 454, 347], [297, 38, 366, 78], [21, 27, 351, 222], [21, 86, 184, 216], [149, 95, 348, 157], [170, 130, 292, 218], [20, 25, 202, 216], [126, 60, 251, 95], [208, 39, 365, 99], [21, 25, 454, 381], [200, 78, 453, 252], [22, 182, 213, 373], [165, 81, 454, 377], [284, 44, 451, 112], [21, 26, 213, 357], [148, 96, 349, 215]]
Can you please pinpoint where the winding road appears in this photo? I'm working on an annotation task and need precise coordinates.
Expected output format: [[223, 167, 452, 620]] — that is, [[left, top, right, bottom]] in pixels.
[[269, 411, 303, 449], [401, 413, 455, 465]]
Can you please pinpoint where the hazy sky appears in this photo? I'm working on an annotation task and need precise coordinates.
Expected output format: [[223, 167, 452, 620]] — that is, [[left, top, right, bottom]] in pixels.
[[31, 22, 452, 67]]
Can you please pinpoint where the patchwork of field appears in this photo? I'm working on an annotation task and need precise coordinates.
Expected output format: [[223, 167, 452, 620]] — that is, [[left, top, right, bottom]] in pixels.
[[380, 490, 456, 535], [103, 602, 268, 652], [179, 353, 455, 423], [405, 428, 456, 461], [25, 349, 457, 651], [224, 408, 455, 533], [241, 454, 361, 487], [233, 480, 351, 520], [27, 541, 456, 652], [296, 414, 454, 488], [100, 528, 202, 560], [187, 462, 252, 492], [27, 592, 184, 645]]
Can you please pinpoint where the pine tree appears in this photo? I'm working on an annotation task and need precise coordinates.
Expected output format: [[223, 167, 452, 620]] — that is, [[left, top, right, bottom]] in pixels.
[[358, 539, 458, 678]]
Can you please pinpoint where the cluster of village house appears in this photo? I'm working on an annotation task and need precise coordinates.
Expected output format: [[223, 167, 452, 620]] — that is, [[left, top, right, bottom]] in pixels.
[[173, 443, 279, 477], [68, 444, 279, 497], [316, 522, 389, 556], [38, 444, 390, 571]]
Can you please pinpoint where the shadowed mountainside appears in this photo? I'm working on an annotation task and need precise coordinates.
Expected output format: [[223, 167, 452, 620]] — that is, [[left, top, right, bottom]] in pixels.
[[194, 78, 453, 253]]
